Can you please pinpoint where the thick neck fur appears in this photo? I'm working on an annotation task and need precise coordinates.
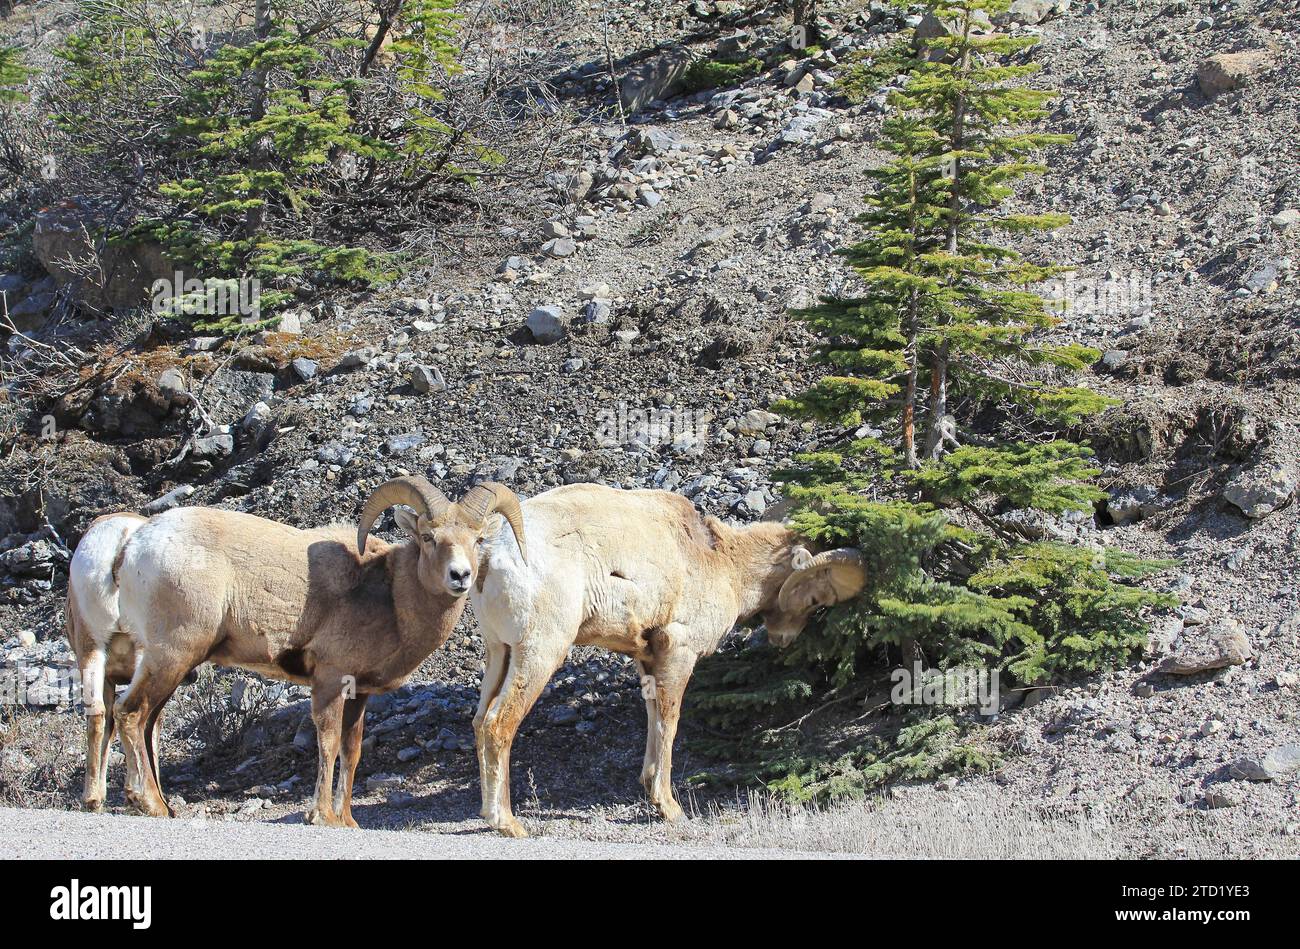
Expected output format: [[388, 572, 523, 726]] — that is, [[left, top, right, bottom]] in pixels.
[[383, 541, 467, 678], [708, 519, 802, 620]]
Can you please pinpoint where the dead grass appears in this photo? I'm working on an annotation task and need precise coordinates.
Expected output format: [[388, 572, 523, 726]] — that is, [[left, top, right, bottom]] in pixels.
[[0, 707, 82, 810], [663, 789, 1122, 858]]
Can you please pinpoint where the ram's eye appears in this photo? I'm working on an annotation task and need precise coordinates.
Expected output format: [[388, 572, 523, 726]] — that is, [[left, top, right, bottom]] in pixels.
[[422, 533, 435, 544], [475, 536, 484, 546]]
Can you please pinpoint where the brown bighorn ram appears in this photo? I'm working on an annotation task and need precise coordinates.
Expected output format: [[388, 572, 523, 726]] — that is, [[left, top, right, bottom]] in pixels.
[[99, 477, 524, 825], [466, 483, 867, 837]]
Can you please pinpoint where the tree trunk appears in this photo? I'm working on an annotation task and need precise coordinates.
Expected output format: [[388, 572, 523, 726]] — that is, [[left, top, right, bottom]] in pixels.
[[243, 0, 274, 242], [791, 0, 819, 44], [924, 16, 972, 461], [902, 167, 921, 468]]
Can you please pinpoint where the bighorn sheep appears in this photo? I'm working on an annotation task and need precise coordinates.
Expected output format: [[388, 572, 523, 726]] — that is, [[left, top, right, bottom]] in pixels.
[[463, 483, 867, 837], [66, 512, 150, 812], [99, 477, 525, 826]]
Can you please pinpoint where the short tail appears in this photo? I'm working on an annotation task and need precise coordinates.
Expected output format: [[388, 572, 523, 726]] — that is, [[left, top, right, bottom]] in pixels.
[[67, 513, 148, 714]]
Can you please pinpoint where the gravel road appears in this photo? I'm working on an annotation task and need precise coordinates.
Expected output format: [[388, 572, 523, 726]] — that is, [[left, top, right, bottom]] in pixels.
[[0, 807, 847, 859]]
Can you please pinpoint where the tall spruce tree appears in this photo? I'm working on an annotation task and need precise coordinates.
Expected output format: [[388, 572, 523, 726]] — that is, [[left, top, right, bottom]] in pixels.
[[690, 0, 1175, 800]]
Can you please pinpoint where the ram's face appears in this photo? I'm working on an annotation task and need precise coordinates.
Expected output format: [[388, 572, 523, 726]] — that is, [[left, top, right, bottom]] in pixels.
[[396, 509, 482, 598], [764, 572, 846, 646], [765, 547, 869, 647]]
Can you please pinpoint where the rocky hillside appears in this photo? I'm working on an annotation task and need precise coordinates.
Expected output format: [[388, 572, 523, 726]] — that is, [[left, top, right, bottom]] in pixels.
[[1, 0, 1297, 854]]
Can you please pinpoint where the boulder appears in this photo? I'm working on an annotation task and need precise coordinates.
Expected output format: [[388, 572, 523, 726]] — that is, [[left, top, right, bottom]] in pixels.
[[1162, 619, 1253, 675], [1197, 52, 1270, 98], [525, 305, 569, 344], [32, 201, 175, 312], [619, 48, 692, 113], [914, 7, 993, 48], [1223, 463, 1296, 519], [996, 0, 1066, 26], [1229, 745, 1300, 782]]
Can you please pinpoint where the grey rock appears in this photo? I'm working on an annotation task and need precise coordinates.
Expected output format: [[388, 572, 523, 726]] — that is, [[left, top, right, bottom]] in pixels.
[[384, 433, 425, 455], [316, 442, 354, 466], [185, 337, 225, 353], [0, 539, 67, 578], [1229, 745, 1300, 782], [157, 368, 187, 399], [190, 432, 234, 460], [1223, 464, 1296, 519], [549, 706, 580, 726], [1202, 785, 1242, 809], [292, 715, 315, 753], [996, 0, 1064, 26], [620, 49, 692, 113], [338, 347, 376, 370], [733, 490, 767, 518], [542, 237, 577, 258], [1163, 620, 1253, 675], [366, 773, 403, 791], [914, 7, 993, 45], [526, 305, 569, 344], [1100, 349, 1129, 371], [1108, 485, 1159, 525], [581, 300, 611, 325], [629, 127, 685, 157], [410, 365, 446, 394], [290, 357, 318, 381]]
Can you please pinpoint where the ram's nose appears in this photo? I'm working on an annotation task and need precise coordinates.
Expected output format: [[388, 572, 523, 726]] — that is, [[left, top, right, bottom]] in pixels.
[[447, 566, 471, 594]]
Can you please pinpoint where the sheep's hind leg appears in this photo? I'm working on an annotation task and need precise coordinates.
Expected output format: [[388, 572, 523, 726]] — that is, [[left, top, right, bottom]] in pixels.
[[143, 697, 175, 817], [636, 659, 660, 799], [117, 661, 191, 818], [642, 626, 698, 824], [332, 694, 368, 830], [480, 638, 568, 838], [306, 681, 346, 827], [79, 647, 108, 812]]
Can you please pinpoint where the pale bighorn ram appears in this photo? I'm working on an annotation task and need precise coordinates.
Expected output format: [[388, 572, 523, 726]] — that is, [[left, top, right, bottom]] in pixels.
[[66, 512, 150, 812], [462, 483, 867, 837], [80, 477, 524, 826]]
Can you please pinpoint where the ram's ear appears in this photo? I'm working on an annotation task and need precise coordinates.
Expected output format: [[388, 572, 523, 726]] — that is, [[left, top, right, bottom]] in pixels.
[[393, 507, 421, 538]]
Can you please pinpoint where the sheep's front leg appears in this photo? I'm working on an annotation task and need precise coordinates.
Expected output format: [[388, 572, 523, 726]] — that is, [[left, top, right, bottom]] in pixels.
[[642, 626, 698, 824], [473, 639, 510, 820], [306, 684, 346, 827], [479, 639, 568, 838], [332, 694, 369, 830]]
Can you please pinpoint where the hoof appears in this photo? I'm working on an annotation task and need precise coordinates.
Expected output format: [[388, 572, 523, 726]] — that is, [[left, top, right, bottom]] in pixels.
[[82, 798, 104, 814], [124, 792, 170, 818], [306, 808, 346, 828], [493, 817, 529, 839], [656, 802, 687, 824]]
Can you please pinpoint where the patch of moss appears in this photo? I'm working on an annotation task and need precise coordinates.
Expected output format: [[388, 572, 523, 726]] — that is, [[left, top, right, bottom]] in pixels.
[[681, 56, 762, 95]]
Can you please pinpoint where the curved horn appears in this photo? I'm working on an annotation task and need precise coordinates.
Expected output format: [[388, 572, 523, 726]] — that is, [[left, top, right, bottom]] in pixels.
[[778, 547, 868, 612], [459, 481, 528, 563], [806, 548, 867, 571], [356, 476, 450, 554]]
